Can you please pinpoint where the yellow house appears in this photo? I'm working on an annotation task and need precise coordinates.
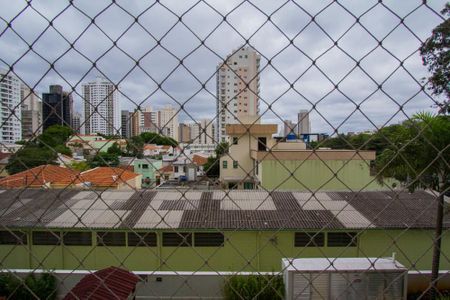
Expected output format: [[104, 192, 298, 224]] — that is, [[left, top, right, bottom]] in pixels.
[[220, 122, 387, 191]]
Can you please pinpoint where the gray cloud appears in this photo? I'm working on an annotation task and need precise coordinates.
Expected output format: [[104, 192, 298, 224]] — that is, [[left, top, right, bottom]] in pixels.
[[0, 0, 447, 134]]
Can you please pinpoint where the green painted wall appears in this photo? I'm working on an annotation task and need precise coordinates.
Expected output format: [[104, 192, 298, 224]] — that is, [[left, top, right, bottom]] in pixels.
[[259, 160, 397, 191], [1, 229, 448, 272], [133, 160, 162, 188]]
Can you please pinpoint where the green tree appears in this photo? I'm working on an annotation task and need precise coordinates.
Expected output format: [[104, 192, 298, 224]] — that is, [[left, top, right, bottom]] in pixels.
[[420, 4, 449, 113], [376, 113, 450, 297], [38, 125, 73, 148], [126, 136, 144, 158], [215, 142, 229, 157], [89, 152, 120, 168], [107, 142, 122, 156], [140, 132, 178, 146], [203, 156, 220, 177], [6, 146, 57, 175], [203, 142, 230, 178], [70, 161, 90, 172], [6, 125, 74, 175]]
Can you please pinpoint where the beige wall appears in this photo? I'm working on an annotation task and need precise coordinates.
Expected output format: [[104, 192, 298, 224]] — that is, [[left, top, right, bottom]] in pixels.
[[220, 130, 274, 186]]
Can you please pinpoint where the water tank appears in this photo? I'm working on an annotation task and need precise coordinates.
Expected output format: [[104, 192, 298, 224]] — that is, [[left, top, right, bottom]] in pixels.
[[282, 257, 407, 300], [286, 132, 296, 140]]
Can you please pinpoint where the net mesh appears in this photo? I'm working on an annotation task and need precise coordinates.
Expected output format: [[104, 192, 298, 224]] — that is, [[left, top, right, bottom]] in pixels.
[[0, 0, 448, 299]]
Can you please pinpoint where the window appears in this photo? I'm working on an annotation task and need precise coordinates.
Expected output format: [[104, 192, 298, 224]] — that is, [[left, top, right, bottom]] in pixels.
[[32, 231, 61, 245], [163, 232, 192, 247], [233, 161, 238, 169], [97, 232, 126, 246], [223, 160, 227, 169], [232, 137, 238, 145], [142, 164, 148, 169], [295, 232, 324, 247], [258, 137, 267, 151], [128, 232, 157, 247], [0, 231, 27, 245], [327, 232, 357, 247], [174, 166, 179, 172], [194, 233, 224, 247], [63, 232, 92, 246]]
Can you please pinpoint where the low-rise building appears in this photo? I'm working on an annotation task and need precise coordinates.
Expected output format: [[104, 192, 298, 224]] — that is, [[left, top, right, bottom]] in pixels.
[[0, 189, 447, 273], [79, 167, 141, 190], [180, 143, 216, 155], [0, 165, 80, 188], [67, 134, 127, 155], [220, 122, 391, 190], [132, 158, 162, 188], [0, 165, 141, 190]]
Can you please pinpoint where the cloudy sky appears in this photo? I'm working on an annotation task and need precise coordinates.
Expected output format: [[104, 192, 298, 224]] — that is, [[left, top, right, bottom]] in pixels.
[[0, 0, 447, 134]]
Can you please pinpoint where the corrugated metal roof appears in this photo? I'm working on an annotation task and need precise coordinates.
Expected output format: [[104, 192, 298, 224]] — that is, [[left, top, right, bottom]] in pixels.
[[0, 189, 445, 230]]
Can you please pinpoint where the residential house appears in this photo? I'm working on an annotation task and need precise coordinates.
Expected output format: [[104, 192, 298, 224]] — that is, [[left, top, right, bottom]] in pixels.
[[132, 158, 162, 188], [0, 165, 80, 188], [0, 165, 141, 190], [67, 134, 126, 156], [142, 144, 174, 157], [220, 122, 390, 190], [79, 167, 141, 190]]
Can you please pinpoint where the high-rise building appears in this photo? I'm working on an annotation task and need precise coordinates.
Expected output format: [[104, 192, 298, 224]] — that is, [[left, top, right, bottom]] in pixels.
[[178, 123, 191, 143], [42, 85, 72, 130], [283, 120, 295, 137], [190, 119, 214, 144], [0, 69, 21, 144], [71, 112, 82, 134], [130, 106, 157, 136], [20, 85, 42, 140], [82, 77, 120, 135], [297, 110, 311, 136], [121, 110, 131, 138], [216, 46, 261, 142], [157, 105, 178, 141]]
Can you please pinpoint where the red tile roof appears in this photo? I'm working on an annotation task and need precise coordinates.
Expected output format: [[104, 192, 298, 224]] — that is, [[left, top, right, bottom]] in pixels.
[[158, 165, 173, 174], [192, 154, 208, 166], [80, 167, 140, 187], [64, 267, 139, 300], [0, 165, 81, 188]]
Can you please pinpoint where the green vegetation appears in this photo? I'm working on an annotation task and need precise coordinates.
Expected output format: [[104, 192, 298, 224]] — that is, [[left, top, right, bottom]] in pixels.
[[419, 3, 449, 113], [70, 161, 90, 172], [0, 272, 57, 299], [140, 132, 177, 146], [6, 125, 73, 175], [223, 275, 284, 300], [376, 113, 449, 191], [125, 132, 177, 158], [204, 142, 229, 177]]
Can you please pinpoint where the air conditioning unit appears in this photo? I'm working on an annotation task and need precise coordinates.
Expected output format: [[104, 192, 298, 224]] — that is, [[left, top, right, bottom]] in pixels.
[[282, 257, 407, 300]]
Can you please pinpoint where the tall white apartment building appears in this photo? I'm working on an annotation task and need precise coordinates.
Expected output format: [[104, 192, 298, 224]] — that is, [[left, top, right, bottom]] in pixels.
[[216, 46, 261, 142], [297, 109, 311, 136], [20, 84, 42, 139], [157, 105, 178, 141], [82, 77, 120, 135], [190, 119, 214, 144], [0, 70, 22, 144]]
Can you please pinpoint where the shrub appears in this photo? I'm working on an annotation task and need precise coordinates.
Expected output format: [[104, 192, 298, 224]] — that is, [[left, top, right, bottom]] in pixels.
[[0, 272, 57, 299], [223, 275, 284, 300]]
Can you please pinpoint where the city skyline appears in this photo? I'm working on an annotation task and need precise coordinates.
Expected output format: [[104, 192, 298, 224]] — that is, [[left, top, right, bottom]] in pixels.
[[0, 1, 446, 135]]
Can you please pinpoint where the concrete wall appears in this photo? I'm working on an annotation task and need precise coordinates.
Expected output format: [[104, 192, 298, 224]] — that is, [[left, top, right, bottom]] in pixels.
[[259, 159, 396, 191], [6, 270, 450, 299], [1, 229, 448, 272]]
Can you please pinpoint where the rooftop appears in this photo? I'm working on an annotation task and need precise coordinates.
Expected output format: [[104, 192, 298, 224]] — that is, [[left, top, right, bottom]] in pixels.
[[0, 189, 447, 230], [0, 165, 80, 188]]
